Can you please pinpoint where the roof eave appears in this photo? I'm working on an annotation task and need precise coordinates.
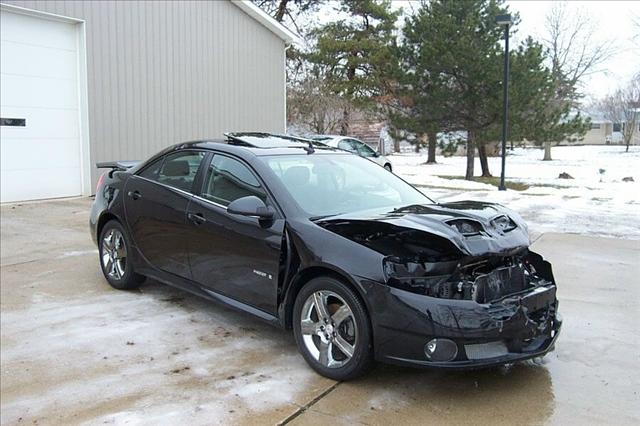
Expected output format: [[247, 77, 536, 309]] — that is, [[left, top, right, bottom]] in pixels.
[[231, 0, 297, 45]]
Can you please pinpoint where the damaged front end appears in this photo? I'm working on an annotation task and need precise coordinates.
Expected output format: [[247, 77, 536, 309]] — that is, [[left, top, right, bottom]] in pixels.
[[316, 206, 561, 368], [380, 249, 561, 366]]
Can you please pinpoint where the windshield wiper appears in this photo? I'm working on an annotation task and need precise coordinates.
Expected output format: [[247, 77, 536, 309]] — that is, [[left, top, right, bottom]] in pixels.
[[310, 213, 344, 221]]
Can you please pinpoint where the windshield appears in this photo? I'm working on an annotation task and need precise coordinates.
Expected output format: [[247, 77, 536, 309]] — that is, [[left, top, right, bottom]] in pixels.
[[263, 154, 432, 217]]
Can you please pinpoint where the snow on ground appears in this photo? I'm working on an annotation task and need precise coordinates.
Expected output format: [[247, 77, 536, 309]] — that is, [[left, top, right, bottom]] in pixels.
[[389, 145, 640, 240]]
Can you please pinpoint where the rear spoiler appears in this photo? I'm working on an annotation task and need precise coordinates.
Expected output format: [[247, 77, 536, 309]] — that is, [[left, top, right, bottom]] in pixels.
[[96, 161, 139, 171]]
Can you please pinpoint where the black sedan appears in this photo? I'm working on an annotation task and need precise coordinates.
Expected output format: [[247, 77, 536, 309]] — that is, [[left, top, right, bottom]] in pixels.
[[90, 132, 561, 380]]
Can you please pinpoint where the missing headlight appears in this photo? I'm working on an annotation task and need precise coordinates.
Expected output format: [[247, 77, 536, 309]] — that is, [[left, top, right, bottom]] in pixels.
[[491, 215, 517, 233], [446, 219, 484, 236]]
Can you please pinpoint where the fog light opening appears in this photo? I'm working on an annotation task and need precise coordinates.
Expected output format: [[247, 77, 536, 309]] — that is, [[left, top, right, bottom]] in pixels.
[[424, 338, 458, 362]]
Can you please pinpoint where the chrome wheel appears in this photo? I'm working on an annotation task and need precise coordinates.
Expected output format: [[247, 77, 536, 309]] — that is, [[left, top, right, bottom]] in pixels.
[[101, 228, 127, 280], [300, 290, 357, 369]]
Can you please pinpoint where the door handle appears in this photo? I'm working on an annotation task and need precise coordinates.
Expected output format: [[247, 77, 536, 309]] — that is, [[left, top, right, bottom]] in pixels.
[[127, 190, 142, 200], [188, 212, 206, 225]]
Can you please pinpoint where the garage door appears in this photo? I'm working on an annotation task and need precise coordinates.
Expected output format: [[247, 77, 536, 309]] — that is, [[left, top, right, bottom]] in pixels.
[[1, 10, 82, 203]]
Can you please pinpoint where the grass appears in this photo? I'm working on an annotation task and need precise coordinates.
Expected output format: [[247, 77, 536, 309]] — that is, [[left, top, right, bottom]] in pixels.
[[436, 175, 531, 191]]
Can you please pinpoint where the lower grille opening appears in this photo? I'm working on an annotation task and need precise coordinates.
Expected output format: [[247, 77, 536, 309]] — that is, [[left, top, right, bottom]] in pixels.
[[464, 341, 509, 360]]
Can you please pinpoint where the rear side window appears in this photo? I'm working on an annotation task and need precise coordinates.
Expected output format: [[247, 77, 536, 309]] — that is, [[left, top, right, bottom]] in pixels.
[[140, 151, 205, 192], [139, 158, 163, 179], [202, 155, 266, 206]]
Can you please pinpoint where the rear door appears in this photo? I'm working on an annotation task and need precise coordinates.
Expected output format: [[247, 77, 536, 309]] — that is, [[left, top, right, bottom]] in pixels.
[[186, 153, 284, 315], [124, 150, 206, 279]]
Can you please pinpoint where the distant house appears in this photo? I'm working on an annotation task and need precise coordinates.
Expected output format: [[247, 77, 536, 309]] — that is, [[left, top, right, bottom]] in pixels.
[[582, 112, 640, 146]]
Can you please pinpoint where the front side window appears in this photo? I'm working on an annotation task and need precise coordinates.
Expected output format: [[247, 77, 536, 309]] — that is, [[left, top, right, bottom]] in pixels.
[[338, 140, 356, 152], [141, 151, 204, 192], [202, 155, 266, 206], [353, 140, 376, 157]]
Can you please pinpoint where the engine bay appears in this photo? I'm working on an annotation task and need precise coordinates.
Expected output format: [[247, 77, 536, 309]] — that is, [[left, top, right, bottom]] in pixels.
[[383, 250, 555, 303]]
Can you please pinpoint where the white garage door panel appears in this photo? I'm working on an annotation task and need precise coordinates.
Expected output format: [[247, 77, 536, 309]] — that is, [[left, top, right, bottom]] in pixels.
[[0, 10, 76, 49], [1, 74, 78, 109], [1, 41, 78, 80], [1, 10, 83, 203], [0, 107, 79, 139], [1, 168, 81, 202], [1, 138, 81, 171]]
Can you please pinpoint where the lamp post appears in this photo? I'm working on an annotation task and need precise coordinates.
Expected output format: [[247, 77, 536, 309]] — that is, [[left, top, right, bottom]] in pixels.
[[496, 14, 512, 191]]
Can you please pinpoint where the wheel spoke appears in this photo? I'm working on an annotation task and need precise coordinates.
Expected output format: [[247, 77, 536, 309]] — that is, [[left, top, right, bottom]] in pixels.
[[318, 341, 333, 366], [110, 258, 119, 279], [331, 305, 352, 326], [104, 257, 113, 274], [103, 231, 114, 251], [333, 334, 355, 358], [115, 245, 126, 259], [313, 292, 330, 320], [300, 319, 318, 335], [115, 260, 125, 279]]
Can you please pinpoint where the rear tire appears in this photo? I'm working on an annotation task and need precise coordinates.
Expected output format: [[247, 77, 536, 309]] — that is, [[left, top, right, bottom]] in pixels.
[[293, 276, 373, 380], [99, 220, 144, 290]]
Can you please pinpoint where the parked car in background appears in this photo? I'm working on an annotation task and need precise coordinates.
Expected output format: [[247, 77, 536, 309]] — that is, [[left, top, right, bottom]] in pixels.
[[309, 135, 393, 172]]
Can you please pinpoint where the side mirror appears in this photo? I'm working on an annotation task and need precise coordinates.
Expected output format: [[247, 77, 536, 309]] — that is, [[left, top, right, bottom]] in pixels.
[[373, 151, 380, 158], [227, 196, 274, 219]]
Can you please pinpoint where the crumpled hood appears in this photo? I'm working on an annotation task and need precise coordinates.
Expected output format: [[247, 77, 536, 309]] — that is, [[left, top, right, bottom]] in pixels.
[[315, 201, 530, 258]]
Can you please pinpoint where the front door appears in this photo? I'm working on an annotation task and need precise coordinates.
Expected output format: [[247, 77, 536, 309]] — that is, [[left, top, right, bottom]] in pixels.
[[124, 150, 206, 279], [186, 154, 283, 315]]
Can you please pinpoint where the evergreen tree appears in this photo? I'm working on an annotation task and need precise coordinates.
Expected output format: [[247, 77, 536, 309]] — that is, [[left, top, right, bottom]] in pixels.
[[396, 0, 507, 179], [308, 0, 399, 135]]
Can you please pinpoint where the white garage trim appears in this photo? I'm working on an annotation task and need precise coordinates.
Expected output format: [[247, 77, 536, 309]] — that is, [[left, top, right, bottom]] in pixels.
[[0, 3, 91, 200]]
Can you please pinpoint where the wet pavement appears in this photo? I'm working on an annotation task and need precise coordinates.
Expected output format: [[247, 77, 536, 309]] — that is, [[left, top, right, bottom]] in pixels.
[[1, 197, 639, 425]]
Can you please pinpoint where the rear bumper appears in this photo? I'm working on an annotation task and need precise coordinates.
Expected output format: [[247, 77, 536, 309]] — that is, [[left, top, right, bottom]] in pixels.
[[362, 279, 561, 369]]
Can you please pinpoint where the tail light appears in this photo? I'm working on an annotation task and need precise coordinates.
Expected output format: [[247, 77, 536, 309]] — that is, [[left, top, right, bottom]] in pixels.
[[96, 172, 106, 193]]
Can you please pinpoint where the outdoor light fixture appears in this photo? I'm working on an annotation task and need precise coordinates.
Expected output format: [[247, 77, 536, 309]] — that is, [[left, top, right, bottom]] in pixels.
[[496, 14, 512, 191]]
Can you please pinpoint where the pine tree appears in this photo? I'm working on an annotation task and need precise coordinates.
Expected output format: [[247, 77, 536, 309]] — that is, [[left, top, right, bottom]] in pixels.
[[308, 0, 399, 135]]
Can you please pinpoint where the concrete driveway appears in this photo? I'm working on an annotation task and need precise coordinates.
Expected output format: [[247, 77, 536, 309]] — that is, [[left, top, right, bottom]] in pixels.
[[1, 198, 639, 425]]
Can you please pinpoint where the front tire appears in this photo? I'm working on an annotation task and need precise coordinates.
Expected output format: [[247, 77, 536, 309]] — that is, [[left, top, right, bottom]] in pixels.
[[99, 220, 144, 290], [293, 277, 373, 380], [384, 163, 392, 172]]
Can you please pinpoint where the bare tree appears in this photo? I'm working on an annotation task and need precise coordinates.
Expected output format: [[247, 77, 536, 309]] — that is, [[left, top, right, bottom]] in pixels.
[[253, 0, 321, 30], [598, 75, 640, 152], [541, 2, 614, 160], [287, 75, 349, 134]]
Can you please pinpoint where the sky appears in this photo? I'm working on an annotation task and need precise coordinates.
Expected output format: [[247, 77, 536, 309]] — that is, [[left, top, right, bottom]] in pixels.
[[393, 1, 640, 102], [506, 0, 639, 101], [307, 1, 639, 102]]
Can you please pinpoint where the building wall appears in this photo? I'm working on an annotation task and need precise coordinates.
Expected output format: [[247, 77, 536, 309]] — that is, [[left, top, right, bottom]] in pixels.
[[580, 122, 640, 146], [4, 0, 286, 188], [581, 122, 612, 145]]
